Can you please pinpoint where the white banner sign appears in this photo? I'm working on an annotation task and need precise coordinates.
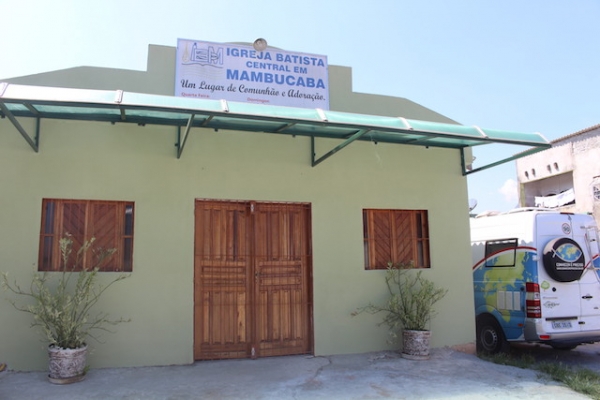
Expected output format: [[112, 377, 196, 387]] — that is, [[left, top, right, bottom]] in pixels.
[[175, 39, 329, 109]]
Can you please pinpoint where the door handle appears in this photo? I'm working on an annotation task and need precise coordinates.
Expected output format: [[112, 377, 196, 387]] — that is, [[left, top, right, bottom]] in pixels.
[[582, 295, 593, 299]]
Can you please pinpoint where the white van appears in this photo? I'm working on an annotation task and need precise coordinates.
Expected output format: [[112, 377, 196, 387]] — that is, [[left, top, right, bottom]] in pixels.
[[471, 208, 600, 353]]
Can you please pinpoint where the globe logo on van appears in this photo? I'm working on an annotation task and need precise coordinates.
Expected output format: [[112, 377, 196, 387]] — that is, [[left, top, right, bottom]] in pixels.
[[543, 237, 585, 282], [554, 243, 582, 262]]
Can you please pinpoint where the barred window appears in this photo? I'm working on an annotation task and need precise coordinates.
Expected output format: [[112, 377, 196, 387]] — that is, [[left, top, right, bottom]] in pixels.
[[39, 199, 134, 272], [363, 209, 430, 270]]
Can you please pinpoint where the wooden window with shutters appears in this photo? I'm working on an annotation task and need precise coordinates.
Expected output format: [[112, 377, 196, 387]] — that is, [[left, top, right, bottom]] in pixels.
[[363, 209, 430, 269], [39, 199, 134, 272]]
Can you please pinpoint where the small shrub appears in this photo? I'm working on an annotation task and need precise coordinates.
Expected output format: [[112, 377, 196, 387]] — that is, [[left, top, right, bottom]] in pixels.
[[352, 262, 447, 341], [2, 235, 130, 349]]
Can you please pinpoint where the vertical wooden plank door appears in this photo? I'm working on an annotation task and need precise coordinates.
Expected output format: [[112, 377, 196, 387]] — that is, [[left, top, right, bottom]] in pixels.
[[194, 200, 312, 360]]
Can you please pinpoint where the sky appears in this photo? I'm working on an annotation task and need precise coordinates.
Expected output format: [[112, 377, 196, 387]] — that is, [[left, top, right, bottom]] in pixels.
[[1, 0, 599, 214]]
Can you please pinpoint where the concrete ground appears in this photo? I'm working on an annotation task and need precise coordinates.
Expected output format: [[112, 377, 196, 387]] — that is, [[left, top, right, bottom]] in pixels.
[[0, 344, 593, 400]]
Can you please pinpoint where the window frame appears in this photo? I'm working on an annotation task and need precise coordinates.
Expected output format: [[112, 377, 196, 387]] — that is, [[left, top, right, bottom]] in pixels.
[[363, 208, 431, 270], [484, 238, 518, 268], [594, 185, 600, 202], [39, 198, 134, 272]]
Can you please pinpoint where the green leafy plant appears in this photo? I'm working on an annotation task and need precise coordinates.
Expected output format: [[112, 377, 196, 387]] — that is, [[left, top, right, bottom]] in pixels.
[[352, 262, 447, 341], [2, 235, 130, 349]]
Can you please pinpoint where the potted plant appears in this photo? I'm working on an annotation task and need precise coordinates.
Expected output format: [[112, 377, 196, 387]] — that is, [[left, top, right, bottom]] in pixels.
[[352, 262, 447, 360], [2, 235, 129, 384]]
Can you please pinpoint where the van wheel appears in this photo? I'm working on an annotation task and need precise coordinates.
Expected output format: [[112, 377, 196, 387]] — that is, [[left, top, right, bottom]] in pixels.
[[476, 316, 509, 354]]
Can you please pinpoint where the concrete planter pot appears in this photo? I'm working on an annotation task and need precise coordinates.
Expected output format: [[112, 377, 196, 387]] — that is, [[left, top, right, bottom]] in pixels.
[[401, 330, 431, 360], [48, 345, 88, 384]]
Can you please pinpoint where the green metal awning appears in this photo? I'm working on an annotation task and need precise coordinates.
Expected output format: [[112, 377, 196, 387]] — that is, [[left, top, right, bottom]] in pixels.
[[0, 82, 550, 175]]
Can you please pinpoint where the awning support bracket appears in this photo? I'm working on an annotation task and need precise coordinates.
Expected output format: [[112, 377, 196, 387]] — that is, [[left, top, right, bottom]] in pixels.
[[0, 102, 39, 152], [461, 146, 550, 176], [176, 113, 195, 159], [312, 129, 370, 167]]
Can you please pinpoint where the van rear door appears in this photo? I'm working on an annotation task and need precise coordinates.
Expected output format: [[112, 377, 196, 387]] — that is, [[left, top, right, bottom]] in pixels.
[[536, 213, 584, 334], [572, 215, 600, 332]]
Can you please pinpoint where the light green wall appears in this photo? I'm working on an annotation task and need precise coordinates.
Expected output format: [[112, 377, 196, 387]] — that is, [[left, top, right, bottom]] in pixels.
[[0, 44, 475, 371]]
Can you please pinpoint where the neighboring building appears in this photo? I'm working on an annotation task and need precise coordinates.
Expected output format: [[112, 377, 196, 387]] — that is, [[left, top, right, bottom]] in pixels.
[[0, 43, 549, 371], [516, 124, 600, 226]]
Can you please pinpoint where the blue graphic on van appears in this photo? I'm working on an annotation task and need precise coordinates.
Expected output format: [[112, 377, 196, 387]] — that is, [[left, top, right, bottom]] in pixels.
[[553, 243, 582, 262], [473, 248, 538, 340], [593, 256, 600, 280]]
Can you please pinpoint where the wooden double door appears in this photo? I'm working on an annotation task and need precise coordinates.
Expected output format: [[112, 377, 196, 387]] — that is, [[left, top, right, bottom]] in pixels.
[[194, 200, 313, 360]]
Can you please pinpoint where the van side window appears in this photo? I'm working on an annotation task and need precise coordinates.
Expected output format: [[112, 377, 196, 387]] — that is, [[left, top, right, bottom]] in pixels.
[[484, 238, 518, 267]]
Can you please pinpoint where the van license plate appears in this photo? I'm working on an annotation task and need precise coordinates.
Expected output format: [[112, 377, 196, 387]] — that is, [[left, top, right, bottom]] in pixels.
[[552, 321, 572, 329]]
